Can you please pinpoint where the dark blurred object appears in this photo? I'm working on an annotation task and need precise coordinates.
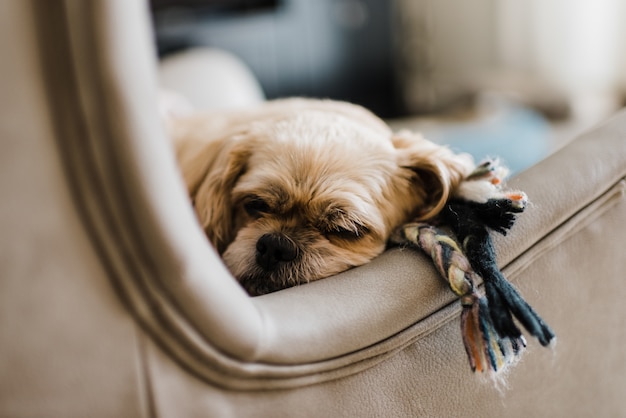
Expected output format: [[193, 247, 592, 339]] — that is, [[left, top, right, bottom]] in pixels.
[[150, 0, 279, 14], [151, 0, 400, 117]]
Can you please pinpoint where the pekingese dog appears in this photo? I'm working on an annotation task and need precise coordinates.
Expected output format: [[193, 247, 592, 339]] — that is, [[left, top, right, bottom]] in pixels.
[[169, 98, 473, 295]]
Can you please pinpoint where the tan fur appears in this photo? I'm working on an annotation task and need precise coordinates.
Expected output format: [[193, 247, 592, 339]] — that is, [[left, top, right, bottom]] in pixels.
[[169, 98, 474, 295]]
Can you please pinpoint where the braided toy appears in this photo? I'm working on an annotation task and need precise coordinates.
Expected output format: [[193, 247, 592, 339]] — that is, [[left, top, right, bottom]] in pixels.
[[391, 160, 555, 374]]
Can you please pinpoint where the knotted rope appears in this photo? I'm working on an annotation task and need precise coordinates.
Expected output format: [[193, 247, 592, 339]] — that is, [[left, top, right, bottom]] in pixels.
[[391, 160, 555, 375]]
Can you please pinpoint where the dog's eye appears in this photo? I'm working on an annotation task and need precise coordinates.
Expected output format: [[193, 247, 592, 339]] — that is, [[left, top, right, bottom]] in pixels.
[[243, 197, 270, 217], [327, 225, 368, 241]]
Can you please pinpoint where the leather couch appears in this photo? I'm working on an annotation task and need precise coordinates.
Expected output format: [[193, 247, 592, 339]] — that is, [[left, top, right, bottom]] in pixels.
[[2, 1, 625, 416]]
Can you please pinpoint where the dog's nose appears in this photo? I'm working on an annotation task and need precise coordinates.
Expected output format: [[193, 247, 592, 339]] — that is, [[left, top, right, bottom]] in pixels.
[[255, 233, 298, 271]]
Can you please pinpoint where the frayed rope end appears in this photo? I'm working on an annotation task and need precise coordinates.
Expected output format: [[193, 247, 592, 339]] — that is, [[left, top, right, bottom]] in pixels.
[[460, 295, 526, 375]]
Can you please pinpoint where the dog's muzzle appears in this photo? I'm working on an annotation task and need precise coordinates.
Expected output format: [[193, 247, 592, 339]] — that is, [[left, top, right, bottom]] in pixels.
[[255, 232, 299, 271]]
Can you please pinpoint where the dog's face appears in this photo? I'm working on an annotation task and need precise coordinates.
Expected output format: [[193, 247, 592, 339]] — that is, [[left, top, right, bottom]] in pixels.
[[176, 101, 472, 295]]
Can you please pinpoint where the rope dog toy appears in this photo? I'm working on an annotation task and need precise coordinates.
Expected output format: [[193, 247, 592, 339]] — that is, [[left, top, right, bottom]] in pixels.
[[391, 159, 556, 374]]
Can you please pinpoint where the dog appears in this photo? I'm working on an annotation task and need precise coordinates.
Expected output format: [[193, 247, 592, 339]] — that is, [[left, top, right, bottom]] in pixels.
[[168, 98, 474, 295]]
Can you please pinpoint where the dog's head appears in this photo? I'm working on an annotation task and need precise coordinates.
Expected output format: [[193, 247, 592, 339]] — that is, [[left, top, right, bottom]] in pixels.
[[178, 101, 473, 295]]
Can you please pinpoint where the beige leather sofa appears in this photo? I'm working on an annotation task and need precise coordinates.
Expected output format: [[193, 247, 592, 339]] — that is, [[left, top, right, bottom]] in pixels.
[[2, 1, 626, 417]]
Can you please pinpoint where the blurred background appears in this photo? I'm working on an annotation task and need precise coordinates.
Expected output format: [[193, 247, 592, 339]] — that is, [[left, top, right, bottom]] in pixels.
[[151, 0, 626, 172]]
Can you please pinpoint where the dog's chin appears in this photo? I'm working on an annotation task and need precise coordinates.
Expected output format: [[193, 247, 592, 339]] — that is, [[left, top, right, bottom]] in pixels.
[[238, 271, 300, 297], [222, 238, 384, 296], [224, 253, 351, 297]]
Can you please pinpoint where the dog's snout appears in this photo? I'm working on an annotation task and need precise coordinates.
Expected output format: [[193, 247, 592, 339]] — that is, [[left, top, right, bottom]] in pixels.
[[256, 233, 299, 271]]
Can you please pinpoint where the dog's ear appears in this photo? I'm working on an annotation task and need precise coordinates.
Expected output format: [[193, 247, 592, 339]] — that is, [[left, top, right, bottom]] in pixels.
[[185, 134, 252, 254], [393, 130, 474, 220]]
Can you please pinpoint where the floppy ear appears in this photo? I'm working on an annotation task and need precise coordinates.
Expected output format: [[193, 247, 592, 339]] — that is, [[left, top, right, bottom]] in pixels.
[[393, 130, 474, 220], [184, 134, 252, 254]]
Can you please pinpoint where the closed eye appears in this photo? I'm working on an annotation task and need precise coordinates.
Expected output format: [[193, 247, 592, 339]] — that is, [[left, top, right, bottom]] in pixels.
[[326, 224, 369, 241], [243, 197, 270, 218]]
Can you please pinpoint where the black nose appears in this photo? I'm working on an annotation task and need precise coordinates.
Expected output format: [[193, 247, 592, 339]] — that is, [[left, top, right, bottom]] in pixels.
[[255, 233, 299, 271]]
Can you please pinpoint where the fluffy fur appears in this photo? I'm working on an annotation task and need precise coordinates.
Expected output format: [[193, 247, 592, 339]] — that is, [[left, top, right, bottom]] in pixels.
[[169, 98, 474, 295]]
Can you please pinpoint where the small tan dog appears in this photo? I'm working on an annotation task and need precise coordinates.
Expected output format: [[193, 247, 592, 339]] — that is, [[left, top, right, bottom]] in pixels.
[[169, 98, 473, 295]]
